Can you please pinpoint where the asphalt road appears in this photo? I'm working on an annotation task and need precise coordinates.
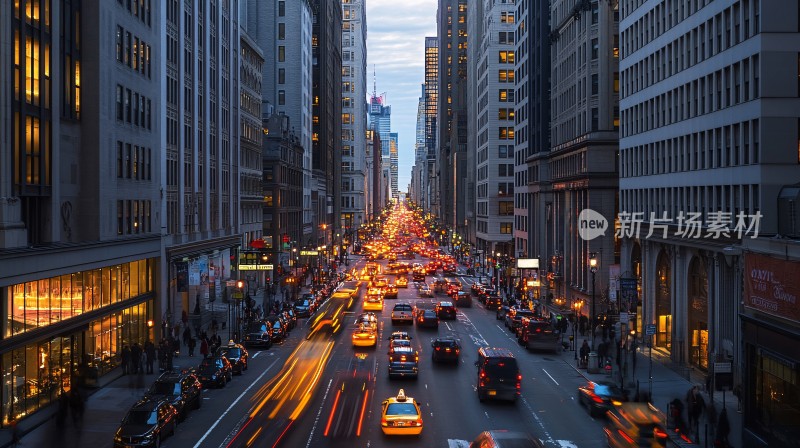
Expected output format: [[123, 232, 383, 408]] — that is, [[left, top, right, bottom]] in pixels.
[[157, 257, 611, 448]]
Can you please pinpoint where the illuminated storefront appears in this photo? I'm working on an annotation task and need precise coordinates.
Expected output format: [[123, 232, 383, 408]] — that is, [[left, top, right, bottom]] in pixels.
[[1, 259, 156, 427], [687, 257, 708, 370], [655, 251, 671, 351]]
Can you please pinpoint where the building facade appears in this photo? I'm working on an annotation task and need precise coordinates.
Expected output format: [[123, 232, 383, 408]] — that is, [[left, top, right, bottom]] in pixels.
[[245, 0, 315, 242], [0, 0, 161, 426], [547, 0, 619, 307], [340, 0, 368, 237], [424, 36, 439, 216], [471, 0, 516, 259], [619, 2, 800, 446]]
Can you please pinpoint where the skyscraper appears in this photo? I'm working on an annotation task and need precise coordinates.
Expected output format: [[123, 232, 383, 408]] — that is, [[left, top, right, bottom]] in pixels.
[[424, 36, 439, 215]]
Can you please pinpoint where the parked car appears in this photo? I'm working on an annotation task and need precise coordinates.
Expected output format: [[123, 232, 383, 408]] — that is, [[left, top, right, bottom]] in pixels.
[[242, 320, 273, 349], [196, 354, 233, 388], [265, 315, 287, 342], [217, 341, 249, 374], [114, 398, 178, 448], [143, 371, 202, 421]]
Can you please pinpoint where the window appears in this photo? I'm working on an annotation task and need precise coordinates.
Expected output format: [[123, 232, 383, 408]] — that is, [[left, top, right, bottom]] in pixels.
[[499, 201, 514, 216], [499, 51, 515, 64], [278, 23, 285, 40], [116, 26, 123, 61], [116, 85, 123, 120], [278, 1, 285, 17], [278, 90, 285, 105], [592, 74, 599, 95], [500, 223, 512, 234], [591, 38, 599, 59], [278, 46, 285, 62], [499, 145, 511, 158], [278, 68, 285, 84]]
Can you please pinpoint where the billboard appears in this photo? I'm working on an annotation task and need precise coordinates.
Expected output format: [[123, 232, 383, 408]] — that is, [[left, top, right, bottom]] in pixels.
[[517, 258, 539, 269], [744, 253, 800, 324]]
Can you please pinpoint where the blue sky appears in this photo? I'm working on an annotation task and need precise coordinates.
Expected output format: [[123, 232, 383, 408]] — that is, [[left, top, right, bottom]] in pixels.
[[365, 0, 438, 192]]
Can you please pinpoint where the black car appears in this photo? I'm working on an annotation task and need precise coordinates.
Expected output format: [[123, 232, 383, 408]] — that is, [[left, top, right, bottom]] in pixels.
[[577, 381, 628, 417], [388, 346, 419, 379], [435, 301, 457, 320], [452, 290, 472, 307], [415, 309, 439, 329], [217, 341, 249, 375], [242, 321, 273, 348], [485, 294, 503, 310], [196, 355, 233, 388], [143, 371, 202, 421], [431, 337, 461, 363], [294, 298, 314, 317], [114, 398, 178, 448], [265, 316, 286, 342]]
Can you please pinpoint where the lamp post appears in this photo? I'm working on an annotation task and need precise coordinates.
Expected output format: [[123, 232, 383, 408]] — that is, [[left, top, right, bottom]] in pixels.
[[495, 252, 501, 290], [589, 252, 598, 351], [573, 300, 583, 359]]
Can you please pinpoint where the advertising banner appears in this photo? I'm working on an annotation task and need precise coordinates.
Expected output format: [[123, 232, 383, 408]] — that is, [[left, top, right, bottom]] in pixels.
[[744, 253, 800, 324], [189, 259, 201, 286], [176, 261, 188, 292]]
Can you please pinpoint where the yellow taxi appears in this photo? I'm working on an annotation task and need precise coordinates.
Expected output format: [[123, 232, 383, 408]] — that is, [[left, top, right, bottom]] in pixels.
[[396, 275, 408, 288], [351, 322, 377, 347], [380, 389, 423, 435], [363, 293, 384, 311]]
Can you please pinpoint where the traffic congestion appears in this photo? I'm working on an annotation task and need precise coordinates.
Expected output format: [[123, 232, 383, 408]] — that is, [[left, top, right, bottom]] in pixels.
[[110, 201, 672, 448]]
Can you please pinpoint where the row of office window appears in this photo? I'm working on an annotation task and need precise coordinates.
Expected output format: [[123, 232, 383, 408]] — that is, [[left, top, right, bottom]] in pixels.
[[115, 85, 152, 130], [475, 219, 514, 235], [116, 141, 153, 181], [620, 184, 760, 224], [115, 26, 152, 79], [621, 0, 753, 59], [498, 69, 515, 83], [621, 119, 761, 178], [622, 55, 760, 137], [117, 200, 152, 235], [117, 0, 152, 27]]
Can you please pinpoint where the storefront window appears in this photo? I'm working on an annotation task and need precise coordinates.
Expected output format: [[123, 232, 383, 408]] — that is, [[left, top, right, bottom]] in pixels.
[[688, 257, 708, 370], [655, 251, 671, 351], [749, 349, 800, 447], [5, 260, 155, 337]]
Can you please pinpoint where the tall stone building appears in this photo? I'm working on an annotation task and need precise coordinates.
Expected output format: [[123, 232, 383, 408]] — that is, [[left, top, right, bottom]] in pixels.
[[0, 0, 161, 426], [437, 0, 469, 231], [311, 0, 343, 251], [547, 0, 619, 307], [619, 3, 800, 446]]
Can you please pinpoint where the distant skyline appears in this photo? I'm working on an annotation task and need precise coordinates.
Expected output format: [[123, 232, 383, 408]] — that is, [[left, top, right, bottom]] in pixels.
[[365, 0, 437, 193]]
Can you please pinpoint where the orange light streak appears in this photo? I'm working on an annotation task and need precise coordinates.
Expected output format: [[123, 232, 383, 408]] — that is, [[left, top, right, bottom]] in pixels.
[[356, 390, 369, 436]]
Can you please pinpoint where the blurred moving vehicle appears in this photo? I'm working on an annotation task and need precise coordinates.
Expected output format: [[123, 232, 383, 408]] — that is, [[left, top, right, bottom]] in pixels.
[[114, 398, 178, 448], [143, 371, 202, 421], [469, 430, 545, 448], [293, 297, 315, 317], [520, 319, 562, 352], [431, 337, 460, 363], [603, 403, 668, 448], [380, 389, 423, 435], [577, 381, 628, 417], [475, 347, 521, 403]]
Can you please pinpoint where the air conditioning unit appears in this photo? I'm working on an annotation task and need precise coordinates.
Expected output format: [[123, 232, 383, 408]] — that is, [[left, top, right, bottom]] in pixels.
[[777, 183, 800, 238]]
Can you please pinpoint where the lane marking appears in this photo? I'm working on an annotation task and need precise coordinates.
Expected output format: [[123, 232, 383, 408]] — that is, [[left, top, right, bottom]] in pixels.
[[252, 352, 262, 359], [542, 368, 560, 386], [193, 358, 279, 448], [306, 378, 334, 447], [521, 396, 554, 443], [484, 411, 490, 419]]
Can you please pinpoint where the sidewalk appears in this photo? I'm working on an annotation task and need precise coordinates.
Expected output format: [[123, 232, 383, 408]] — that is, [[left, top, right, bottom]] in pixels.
[[559, 316, 742, 448]]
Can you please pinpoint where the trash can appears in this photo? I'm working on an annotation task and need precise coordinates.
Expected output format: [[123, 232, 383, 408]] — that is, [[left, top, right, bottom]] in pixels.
[[587, 352, 600, 373]]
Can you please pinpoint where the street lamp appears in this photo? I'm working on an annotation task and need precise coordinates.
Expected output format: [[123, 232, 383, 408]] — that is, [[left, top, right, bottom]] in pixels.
[[495, 252, 501, 290], [573, 300, 583, 359], [589, 252, 599, 351]]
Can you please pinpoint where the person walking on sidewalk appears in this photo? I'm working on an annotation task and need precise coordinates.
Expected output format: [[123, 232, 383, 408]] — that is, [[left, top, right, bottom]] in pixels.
[[57, 389, 70, 427], [144, 340, 156, 374], [187, 336, 196, 356], [579, 340, 590, 367], [131, 343, 142, 374], [716, 408, 731, 447], [200, 337, 209, 358], [121, 345, 131, 375]]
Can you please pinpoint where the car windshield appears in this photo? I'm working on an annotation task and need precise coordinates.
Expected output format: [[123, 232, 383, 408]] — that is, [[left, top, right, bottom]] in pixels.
[[150, 381, 180, 396], [423, 311, 437, 318], [394, 304, 412, 311], [386, 403, 417, 416], [126, 409, 158, 425], [272, 321, 282, 329], [247, 323, 267, 332], [224, 348, 241, 358], [485, 359, 519, 376], [391, 340, 411, 348]]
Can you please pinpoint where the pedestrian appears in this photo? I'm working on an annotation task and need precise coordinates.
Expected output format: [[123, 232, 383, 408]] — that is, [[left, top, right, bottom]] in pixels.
[[716, 408, 730, 447], [183, 326, 192, 347], [211, 318, 219, 332], [171, 337, 180, 358], [200, 337, 209, 358], [706, 398, 718, 440], [579, 340, 590, 367], [686, 386, 699, 430], [131, 343, 142, 374], [69, 387, 84, 428], [188, 336, 196, 356], [144, 340, 156, 374], [690, 388, 705, 436], [120, 344, 131, 375], [670, 397, 686, 433], [57, 388, 70, 427]]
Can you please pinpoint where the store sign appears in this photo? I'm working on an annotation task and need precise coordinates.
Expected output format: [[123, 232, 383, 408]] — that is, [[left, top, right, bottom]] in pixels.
[[239, 264, 274, 271], [300, 250, 319, 256], [517, 258, 539, 269], [743, 253, 800, 324]]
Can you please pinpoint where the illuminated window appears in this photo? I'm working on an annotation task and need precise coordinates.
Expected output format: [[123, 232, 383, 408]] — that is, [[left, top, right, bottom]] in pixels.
[[278, 46, 285, 62], [25, 37, 40, 104]]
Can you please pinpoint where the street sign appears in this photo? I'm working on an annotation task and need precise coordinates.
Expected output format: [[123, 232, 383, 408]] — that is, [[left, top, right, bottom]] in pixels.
[[714, 362, 732, 373], [226, 280, 236, 287], [300, 250, 319, 256], [645, 324, 656, 336]]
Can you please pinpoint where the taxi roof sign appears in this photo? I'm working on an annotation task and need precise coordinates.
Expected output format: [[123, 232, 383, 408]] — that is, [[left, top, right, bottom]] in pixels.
[[397, 389, 407, 401]]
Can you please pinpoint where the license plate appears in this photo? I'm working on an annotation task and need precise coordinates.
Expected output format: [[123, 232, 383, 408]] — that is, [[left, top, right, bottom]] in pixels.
[[488, 390, 497, 396], [445, 348, 451, 352], [396, 421, 406, 426]]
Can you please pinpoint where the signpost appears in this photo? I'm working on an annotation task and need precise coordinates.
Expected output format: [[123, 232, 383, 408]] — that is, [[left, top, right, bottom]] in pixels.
[[646, 324, 656, 398]]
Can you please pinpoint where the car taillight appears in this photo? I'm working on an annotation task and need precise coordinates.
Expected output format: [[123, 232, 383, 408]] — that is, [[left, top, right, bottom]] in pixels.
[[435, 347, 440, 351], [618, 429, 635, 444], [380, 418, 388, 426], [654, 428, 668, 439], [400, 355, 407, 361], [479, 370, 486, 378], [415, 418, 423, 426], [517, 374, 522, 381], [591, 393, 604, 404]]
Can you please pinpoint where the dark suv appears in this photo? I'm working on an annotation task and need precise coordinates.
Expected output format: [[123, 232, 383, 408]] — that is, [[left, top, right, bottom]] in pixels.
[[431, 337, 461, 363], [243, 320, 273, 348], [435, 301, 457, 320], [484, 294, 503, 310], [144, 371, 202, 421], [388, 346, 419, 379], [475, 347, 521, 402]]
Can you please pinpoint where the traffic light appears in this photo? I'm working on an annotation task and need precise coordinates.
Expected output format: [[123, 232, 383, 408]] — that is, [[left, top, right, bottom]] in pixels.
[[260, 251, 269, 263]]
